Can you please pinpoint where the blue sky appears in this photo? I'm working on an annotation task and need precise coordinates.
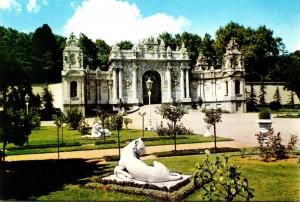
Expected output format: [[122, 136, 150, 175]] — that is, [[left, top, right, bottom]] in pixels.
[[0, 0, 299, 52]]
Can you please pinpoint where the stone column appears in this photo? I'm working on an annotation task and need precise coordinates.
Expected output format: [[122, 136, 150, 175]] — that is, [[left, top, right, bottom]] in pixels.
[[180, 68, 185, 99], [167, 65, 172, 101], [185, 69, 190, 98], [118, 68, 123, 99], [132, 65, 137, 101], [197, 81, 201, 98], [112, 68, 118, 101]]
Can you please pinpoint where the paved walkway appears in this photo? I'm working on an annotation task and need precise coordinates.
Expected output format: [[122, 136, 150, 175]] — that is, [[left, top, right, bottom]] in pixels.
[[6, 141, 247, 162]]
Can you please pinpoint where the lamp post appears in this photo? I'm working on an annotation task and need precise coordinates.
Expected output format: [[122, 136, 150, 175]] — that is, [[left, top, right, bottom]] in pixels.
[[138, 111, 146, 137], [25, 94, 30, 115], [146, 77, 153, 130]]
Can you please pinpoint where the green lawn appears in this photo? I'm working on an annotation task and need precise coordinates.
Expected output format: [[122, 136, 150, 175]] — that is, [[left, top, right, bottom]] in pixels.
[[32, 154, 300, 201], [3, 126, 232, 155]]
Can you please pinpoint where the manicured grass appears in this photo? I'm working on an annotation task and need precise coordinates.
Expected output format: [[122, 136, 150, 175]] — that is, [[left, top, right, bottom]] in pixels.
[[3, 126, 232, 155], [31, 154, 300, 201]]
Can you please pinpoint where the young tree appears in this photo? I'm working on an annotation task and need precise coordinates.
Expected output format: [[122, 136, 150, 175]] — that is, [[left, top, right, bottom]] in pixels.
[[203, 109, 222, 149], [258, 82, 267, 106], [273, 86, 281, 103], [41, 85, 54, 120], [123, 118, 132, 130], [246, 84, 257, 112], [157, 101, 188, 151], [111, 114, 123, 157], [96, 108, 110, 141], [117, 40, 134, 50]]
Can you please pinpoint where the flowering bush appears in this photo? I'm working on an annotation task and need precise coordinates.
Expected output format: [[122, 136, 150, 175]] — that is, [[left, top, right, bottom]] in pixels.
[[156, 122, 193, 136], [255, 129, 298, 161]]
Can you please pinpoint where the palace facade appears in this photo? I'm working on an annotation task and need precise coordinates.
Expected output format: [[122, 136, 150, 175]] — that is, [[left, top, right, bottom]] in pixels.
[[62, 34, 246, 115]]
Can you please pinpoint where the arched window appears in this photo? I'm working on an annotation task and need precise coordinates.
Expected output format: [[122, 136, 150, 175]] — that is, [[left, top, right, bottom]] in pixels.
[[70, 81, 77, 97], [235, 80, 240, 94]]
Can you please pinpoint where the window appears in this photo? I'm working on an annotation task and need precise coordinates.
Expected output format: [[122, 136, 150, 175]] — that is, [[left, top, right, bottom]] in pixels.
[[225, 81, 228, 95], [70, 81, 77, 97], [235, 80, 240, 94]]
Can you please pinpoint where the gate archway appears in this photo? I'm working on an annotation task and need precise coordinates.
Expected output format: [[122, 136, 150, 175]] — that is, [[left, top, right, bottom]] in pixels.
[[142, 70, 161, 104]]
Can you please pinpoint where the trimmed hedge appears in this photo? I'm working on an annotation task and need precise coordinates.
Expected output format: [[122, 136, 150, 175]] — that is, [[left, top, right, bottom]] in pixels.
[[86, 179, 195, 201], [153, 147, 241, 157], [8, 142, 81, 150], [94, 139, 116, 145]]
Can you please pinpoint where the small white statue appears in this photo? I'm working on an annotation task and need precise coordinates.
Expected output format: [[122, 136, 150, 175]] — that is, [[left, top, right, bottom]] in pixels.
[[82, 122, 111, 138], [114, 138, 182, 183], [92, 122, 111, 137]]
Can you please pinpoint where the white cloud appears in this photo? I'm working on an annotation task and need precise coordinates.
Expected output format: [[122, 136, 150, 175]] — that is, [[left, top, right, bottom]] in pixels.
[[0, 0, 21, 11], [42, 0, 48, 5], [26, 0, 40, 13], [63, 0, 191, 45]]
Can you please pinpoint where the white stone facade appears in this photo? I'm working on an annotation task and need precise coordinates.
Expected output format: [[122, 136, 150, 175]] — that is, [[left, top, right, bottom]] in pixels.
[[62, 34, 246, 115]]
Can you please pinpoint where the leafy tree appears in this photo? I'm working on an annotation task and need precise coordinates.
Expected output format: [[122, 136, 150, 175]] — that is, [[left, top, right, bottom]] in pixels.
[[123, 118, 132, 130], [157, 101, 188, 151], [214, 22, 284, 81], [64, 107, 83, 129], [273, 86, 281, 103], [288, 92, 295, 105], [31, 24, 63, 83], [278, 51, 300, 98], [41, 85, 55, 120], [95, 39, 111, 71], [258, 82, 267, 106], [117, 40, 133, 50], [79, 33, 99, 69], [203, 109, 222, 149], [95, 108, 110, 141], [159, 32, 179, 50], [111, 114, 123, 156], [179, 32, 202, 67], [193, 150, 254, 201], [200, 33, 217, 67], [246, 84, 258, 112]]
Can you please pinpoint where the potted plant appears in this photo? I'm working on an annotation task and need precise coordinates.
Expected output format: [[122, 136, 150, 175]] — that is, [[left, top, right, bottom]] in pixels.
[[257, 108, 272, 133]]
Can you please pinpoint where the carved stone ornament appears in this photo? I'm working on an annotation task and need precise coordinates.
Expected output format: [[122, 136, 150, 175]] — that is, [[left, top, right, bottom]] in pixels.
[[66, 33, 78, 47]]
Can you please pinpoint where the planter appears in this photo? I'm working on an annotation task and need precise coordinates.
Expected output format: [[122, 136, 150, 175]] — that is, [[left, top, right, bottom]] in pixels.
[[257, 119, 272, 133]]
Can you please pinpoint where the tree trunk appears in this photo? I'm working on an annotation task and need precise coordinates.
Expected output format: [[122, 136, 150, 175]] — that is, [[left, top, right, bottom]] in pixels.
[[173, 121, 177, 151], [117, 130, 120, 157], [57, 126, 60, 160], [214, 123, 217, 150]]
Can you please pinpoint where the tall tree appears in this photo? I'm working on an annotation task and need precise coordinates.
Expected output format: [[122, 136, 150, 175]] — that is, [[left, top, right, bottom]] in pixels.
[[258, 82, 267, 106], [200, 33, 217, 67], [157, 101, 188, 151], [179, 32, 202, 67], [31, 24, 62, 83], [79, 33, 99, 69], [246, 84, 258, 112], [273, 86, 281, 104], [41, 85, 54, 120], [117, 40, 133, 50], [95, 39, 111, 71]]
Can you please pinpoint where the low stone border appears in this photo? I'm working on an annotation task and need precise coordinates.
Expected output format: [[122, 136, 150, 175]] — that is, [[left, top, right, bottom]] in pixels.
[[98, 174, 191, 192], [86, 176, 195, 201]]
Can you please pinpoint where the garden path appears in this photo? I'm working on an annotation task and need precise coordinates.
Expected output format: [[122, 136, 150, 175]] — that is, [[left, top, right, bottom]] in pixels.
[[6, 140, 247, 162]]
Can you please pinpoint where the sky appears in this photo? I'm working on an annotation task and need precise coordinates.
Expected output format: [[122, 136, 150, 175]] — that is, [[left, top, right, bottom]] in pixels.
[[0, 0, 299, 52]]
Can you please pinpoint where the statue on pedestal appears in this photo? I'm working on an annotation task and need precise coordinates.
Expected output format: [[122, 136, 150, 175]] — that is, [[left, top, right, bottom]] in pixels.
[[114, 138, 182, 183]]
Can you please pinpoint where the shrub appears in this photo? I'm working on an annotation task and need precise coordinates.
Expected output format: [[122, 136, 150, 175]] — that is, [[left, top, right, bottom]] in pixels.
[[123, 118, 132, 129], [156, 122, 193, 136], [269, 101, 282, 111], [193, 150, 254, 201], [28, 110, 41, 129], [258, 108, 271, 119], [64, 107, 83, 129], [255, 129, 297, 161]]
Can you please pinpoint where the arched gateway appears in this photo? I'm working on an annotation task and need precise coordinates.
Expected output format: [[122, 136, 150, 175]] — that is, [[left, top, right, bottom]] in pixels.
[[142, 70, 161, 104], [62, 34, 246, 115]]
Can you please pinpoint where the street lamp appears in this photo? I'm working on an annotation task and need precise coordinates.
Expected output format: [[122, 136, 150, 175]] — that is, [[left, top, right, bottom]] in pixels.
[[25, 94, 30, 114], [138, 111, 146, 137], [146, 77, 153, 130]]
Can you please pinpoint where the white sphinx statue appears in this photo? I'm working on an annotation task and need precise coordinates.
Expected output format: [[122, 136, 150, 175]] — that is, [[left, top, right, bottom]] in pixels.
[[82, 122, 111, 138], [114, 138, 182, 183]]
